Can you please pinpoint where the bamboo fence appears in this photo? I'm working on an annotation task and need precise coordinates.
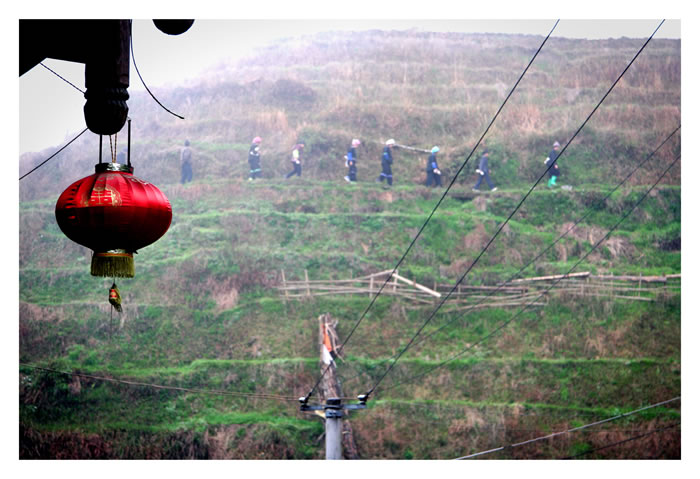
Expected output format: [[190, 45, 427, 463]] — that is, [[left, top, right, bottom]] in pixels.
[[277, 270, 680, 308]]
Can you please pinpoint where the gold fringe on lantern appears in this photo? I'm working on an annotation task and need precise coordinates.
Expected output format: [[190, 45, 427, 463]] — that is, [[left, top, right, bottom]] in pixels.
[[91, 250, 135, 278]]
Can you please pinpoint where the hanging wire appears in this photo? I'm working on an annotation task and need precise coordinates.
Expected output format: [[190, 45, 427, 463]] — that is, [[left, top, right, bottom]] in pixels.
[[361, 19, 667, 399], [454, 397, 680, 459], [129, 20, 185, 120], [109, 134, 115, 162], [39, 62, 85, 94], [302, 19, 561, 404], [375, 154, 680, 397], [19, 363, 298, 402], [19, 127, 90, 181], [561, 423, 680, 459]]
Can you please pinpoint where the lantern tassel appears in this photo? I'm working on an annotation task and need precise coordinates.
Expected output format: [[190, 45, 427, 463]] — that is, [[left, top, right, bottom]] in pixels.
[[91, 251, 134, 278]]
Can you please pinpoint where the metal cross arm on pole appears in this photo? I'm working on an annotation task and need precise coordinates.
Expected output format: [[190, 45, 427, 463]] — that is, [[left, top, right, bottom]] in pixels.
[[299, 396, 368, 413]]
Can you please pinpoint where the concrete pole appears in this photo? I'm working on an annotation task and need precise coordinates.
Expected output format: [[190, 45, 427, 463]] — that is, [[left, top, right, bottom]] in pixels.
[[325, 398, 344, 460]]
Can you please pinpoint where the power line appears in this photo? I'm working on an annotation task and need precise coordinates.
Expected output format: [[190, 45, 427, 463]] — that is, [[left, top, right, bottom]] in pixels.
[[19, 127, 90, 181], [376, 154, 680, 396], [362, 20, 666, 398], [561, 423, 680, 459], [454, 397, 680, 459], [302, 19, 561, 404], [39, 62, 85, 94], [130, 20, 185, 120], [330, 123, 678, 389], [20, 363, 298, 402], [407, 125, 679, 354]]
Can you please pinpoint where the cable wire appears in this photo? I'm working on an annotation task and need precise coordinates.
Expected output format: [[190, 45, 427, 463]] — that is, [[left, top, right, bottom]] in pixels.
[[302, 19, 561, 403], [129, 20, 185, 120], [39, 62, 85, 94], [19, 127, 90, 181], [363, 19, 666, 398], [377, 154, 680, 396], [408, 125, 679, 353], [20, 363, 298, 402], [454, 397, 680, 459], [561, 423, 680, 459]]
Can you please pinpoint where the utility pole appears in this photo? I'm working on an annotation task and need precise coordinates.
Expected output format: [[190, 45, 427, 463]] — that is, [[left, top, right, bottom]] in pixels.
[[299, 313, 365, 459]]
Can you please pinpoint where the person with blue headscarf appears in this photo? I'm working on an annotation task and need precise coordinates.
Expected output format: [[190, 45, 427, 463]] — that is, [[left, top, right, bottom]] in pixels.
[[425, 146, 442, 187]]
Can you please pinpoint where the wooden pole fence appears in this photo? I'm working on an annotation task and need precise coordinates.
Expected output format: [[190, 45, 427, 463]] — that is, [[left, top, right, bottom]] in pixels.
[[278, 271, 679, 304]]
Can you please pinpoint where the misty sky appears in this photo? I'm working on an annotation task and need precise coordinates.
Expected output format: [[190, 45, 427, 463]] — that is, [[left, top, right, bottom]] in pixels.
[[18, 18, 680, 155]]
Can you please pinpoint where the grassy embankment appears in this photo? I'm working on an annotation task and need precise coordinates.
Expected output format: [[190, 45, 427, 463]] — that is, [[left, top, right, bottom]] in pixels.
[[19, 30, 680, 458]]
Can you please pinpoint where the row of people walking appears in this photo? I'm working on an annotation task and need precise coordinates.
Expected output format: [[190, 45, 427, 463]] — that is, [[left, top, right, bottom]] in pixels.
[[247, 137, 450, 188], [180, 137, 562, 190]]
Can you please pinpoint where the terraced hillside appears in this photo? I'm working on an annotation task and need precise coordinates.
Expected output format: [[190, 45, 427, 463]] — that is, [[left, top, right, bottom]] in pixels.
[[20, 180, 680, 458], [19, 28, 680, 459]]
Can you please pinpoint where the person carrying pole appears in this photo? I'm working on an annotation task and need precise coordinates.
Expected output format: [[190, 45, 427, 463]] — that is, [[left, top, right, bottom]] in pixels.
[[344, 139, 361, 182], [376, 138, 395, 187], [248, 136, 262, 180], [544, 141, 561, 188], [425, 146, 442, 187], [285, 142, 305, 178], [472, 149, 497, 192]]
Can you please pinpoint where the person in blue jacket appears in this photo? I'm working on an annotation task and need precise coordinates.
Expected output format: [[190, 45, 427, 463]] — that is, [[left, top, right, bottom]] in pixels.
[[344, 139, 361, 182], [544, 141, 561, 188], [376, 139, 395, 186], [425, 146, 442, 187], [472, 149, 497, 192]]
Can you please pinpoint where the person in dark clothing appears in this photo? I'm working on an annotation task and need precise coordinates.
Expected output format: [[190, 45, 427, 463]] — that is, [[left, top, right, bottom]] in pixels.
[[248, 136, 262, 180], [545, 141, 561, 188], [425, 146, 442, 187], [472, 149, 497, 192], [285, 143, 304, 178], [344, 139, 361, 182], [180, 140, 193, 184], [376, 139, 395, 186]]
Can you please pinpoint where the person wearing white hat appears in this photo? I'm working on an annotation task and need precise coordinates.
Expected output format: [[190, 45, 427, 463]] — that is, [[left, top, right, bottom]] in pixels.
[[377, 139, 395, 186], [425, 146, 442, 187], [544, 141, 561, 188], [248, 136, 262, 180]]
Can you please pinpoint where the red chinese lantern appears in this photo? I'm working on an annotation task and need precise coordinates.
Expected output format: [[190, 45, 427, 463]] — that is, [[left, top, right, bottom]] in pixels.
[[55, 162, 172, 278]]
